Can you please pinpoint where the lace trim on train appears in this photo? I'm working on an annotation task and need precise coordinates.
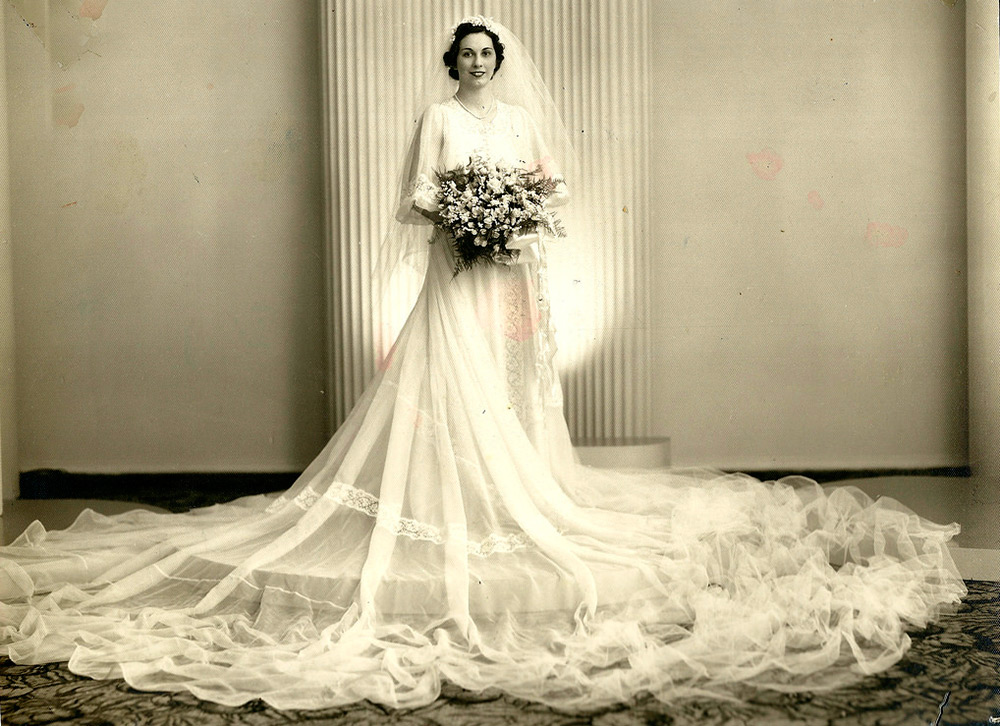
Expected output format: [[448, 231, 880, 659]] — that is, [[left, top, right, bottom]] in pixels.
[[533, 239, 562, 408], [502, 276, 529, 426], [266, 484, 532, 557]]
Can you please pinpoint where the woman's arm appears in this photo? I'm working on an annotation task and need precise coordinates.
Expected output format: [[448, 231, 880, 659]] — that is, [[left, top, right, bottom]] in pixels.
[[395, 104, 445, 225]]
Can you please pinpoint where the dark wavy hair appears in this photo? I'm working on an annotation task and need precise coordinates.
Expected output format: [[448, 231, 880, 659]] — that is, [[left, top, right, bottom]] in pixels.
[[442, 23, 505, 81]]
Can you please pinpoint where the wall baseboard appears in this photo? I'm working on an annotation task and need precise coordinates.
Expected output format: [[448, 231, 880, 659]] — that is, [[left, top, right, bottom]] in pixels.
[[16, 466, 972, 513], [741, 467, 971, 484], [17, 469, 300, 512]]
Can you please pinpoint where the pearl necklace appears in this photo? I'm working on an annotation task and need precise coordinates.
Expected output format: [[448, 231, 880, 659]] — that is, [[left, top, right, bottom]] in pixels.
[[454, 94, 495, 120]]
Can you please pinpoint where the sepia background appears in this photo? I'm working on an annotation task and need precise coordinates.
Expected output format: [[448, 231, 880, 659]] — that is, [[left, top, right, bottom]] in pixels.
[[0, 1, 989, 505]]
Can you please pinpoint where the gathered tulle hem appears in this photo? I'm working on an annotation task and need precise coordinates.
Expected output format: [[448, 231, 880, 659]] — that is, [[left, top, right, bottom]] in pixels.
[[0, 469, 967, 710]]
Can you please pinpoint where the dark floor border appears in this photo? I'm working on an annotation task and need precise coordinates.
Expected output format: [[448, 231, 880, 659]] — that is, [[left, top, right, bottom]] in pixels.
[[17, 466, 972, 512], [18, 469, 301, 511], [742, 467, 971, 484]]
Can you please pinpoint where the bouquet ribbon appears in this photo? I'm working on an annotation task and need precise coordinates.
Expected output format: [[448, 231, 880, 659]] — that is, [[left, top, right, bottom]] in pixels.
[[503, 231, 542, 265]]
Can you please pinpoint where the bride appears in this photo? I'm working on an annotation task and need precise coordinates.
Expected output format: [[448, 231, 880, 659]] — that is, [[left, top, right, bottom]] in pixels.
[[0, 16, 966, 711]]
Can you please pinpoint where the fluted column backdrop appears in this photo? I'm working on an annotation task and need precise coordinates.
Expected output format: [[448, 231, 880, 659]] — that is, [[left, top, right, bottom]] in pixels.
[[320, 0, 650, 441]]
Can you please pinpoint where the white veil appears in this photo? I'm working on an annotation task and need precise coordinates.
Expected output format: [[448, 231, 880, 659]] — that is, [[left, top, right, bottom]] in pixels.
[[374, 15, 580, 318]]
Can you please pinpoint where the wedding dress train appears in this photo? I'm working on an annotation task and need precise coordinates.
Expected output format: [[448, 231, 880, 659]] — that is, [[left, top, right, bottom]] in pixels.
[[0, 97, 966, 710]]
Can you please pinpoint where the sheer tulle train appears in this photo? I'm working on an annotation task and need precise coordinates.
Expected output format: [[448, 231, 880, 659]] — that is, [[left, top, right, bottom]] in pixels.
[[0, 232, 966, 709]]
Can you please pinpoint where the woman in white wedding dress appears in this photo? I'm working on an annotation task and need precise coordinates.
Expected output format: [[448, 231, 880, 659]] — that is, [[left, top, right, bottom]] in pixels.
[[0, 16, 966, 711]]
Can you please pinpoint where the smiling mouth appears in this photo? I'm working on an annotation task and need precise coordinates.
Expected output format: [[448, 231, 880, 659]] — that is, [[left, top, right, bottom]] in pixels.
[[470, 71, 486, 77]]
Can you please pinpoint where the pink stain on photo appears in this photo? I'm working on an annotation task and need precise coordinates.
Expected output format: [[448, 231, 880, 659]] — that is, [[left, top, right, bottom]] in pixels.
[[376, 340, 396, 372], [56, 103, 85, 128], [531, 155, 557, 178], [505, 299, 541, 342], [476, 286, 501, 334], [746, 148, 783, 180], [865, 222, 908, 248], [79, 0, 109, 20], [807, 191, 824, 210], [55, 84, 75, 94], [476, 277, 541, 342]]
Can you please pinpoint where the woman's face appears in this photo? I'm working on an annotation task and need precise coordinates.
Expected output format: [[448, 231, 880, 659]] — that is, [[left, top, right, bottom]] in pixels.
[[455, 32, 497, 90]]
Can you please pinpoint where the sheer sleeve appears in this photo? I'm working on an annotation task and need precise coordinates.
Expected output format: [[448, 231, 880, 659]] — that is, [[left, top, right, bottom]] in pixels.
[[512, 105, 570, 209], [395, 103, 446, 225]]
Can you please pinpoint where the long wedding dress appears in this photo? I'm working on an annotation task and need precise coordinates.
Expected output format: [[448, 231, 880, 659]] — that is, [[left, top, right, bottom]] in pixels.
[[0, 96, 967, 710]]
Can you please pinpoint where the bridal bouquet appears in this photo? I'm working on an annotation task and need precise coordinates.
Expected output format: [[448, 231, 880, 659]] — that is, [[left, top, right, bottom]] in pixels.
[[436, 155, 565, 275]]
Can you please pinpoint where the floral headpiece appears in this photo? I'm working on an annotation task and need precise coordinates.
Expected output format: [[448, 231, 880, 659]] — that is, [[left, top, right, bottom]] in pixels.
[[449, 15, 499, 44]]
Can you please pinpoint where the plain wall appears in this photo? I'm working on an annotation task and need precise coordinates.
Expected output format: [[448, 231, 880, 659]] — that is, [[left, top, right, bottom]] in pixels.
[[7, 0, 327, 473], [0, 0, 15, 502], [648, 0, 968, 469], [963, 0, 1000, 549]]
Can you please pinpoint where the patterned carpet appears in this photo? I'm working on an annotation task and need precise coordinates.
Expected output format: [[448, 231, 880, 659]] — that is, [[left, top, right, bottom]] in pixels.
[[1, 580, 997, 726]]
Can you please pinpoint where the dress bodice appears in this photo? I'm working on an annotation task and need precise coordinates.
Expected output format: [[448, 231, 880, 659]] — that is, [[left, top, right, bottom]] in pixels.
[[437, 97, 535, 170]]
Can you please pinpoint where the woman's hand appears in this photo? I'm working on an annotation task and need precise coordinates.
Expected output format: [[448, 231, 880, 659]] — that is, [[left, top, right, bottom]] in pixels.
[[416, 205, 443, 226]]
